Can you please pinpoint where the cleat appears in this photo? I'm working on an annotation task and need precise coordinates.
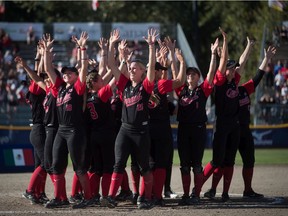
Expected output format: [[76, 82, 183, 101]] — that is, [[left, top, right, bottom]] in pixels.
[[204, 188, 216, 199], [100, 196, 117, 208], [189, 195, 200, 204], [115, 190, 133, 201], [221, 192, 230, 202], [44, 198, 70, 208], [38, 193, 49, 204], [132, 193, 139, 205], [72, 199, 94, 209], [69, 193, 83, 204], [137, 199, 154, 210], [22, 190, 40, 204], [178, 195, 194, 206], [136, 196, 145, 205], [243, 190, 264, 199], [92, 194, 100, 205], [164, 189, 178, 198], [153, 198, 165, 206]]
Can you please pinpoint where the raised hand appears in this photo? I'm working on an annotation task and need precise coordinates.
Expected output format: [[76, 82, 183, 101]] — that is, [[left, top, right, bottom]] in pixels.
[[74, 31, 89, 48], [109, 29, 120, 45], [211, 38, 219, 54], [143, 28, 159, 45], [98, 37, 108, 51], [175, 48, 184, 63], [265, 46, 277, 59], [164, 36, 176, 51]]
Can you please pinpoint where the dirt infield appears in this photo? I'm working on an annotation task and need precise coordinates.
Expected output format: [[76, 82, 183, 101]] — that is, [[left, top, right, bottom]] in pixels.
[[0, 165, 287, 216]]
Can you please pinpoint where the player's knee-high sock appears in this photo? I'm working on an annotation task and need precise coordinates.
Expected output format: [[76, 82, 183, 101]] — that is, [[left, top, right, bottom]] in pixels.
[[101, 173, 112, 197], [27, 166, 44, 193], [223, 166, 234, 194], [71, 173, 80, 196], [131, 170, 140, 194], [194, 172, 203, 197], [37, 170, 47, 194], [109, 172, 123, 198], [88, 172, 100, 197], [180, 173, 191, 196], [78, 173, 92, 200], [153, 168, 166, 199], [211, 167, 224, 190], [121, 170, 130, 191], [54, 173, 66, 199], [203, 162, 216, 183], [141, 172, 153, 200], [242, 167, 253, 192]]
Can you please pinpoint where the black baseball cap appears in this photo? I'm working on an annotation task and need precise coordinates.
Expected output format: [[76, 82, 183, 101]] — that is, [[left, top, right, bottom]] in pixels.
[[226, 59, 240, 69], [155, 62, 167, 71], [61, 66, 78, 75], [186, 67, 201, 76]]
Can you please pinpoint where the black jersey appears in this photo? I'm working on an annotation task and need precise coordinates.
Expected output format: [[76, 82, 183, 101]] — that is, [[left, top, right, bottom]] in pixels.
[[43, 87, 58, 126], [111, 89, 123, 122], [85, 84, 114, 130], [176, 79, 213, 124], [148, 79, 173, 122], [26, 81, 45, 124], [214, 70, 241, 120], [238, 79, 255, 125], [54, 77, 86, 126], [117, 74, 154, 128]]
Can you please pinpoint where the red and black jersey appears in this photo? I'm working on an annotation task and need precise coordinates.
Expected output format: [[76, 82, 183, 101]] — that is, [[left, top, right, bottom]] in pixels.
[[148, 79, 173, 121], [43, 87, 58, 126], [213, 70, 241, 119], [54, 77, 86, 126], [117, 74, 154, 128], [238, 79, 255, 125], [85, 84, 114, 130], [176, 79, 213, 124], [26, 81, 45, 124]]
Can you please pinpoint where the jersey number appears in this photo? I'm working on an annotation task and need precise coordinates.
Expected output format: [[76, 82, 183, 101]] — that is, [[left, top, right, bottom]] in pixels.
[[87, 102, 98, 120]]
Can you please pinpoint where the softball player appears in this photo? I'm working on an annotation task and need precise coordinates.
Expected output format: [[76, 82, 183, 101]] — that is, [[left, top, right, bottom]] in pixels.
[[148, 42, 186, 205], [175, 35, 219, 205], [17, 50, 47, 205], [44, 32, 93, 209], [100, 28, 157, 210], [201, 28, 242, 202], [204, 46, 276, 199]]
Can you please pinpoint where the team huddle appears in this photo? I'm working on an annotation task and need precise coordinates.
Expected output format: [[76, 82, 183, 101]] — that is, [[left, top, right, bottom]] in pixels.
[[15, 27, 276, 210]]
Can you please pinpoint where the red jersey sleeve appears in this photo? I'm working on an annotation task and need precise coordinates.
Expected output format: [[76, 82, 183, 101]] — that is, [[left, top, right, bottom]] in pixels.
[[98, 84, 113, 103], [242, 79, 255, 95], [74, 77, 86, 95], [201, 79, 213, 98], [157, 79, 173, 94], [213, 69, 226, 86], [174, 84, 185, 97], [51, 76, 64, 97], [235, 72, 241, 85], [29, 81, 45, 95], [142, 77, 154, 94], [116, 74, 129, 93]]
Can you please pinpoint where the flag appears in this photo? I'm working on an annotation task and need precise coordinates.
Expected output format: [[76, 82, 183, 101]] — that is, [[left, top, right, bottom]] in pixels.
[[0, 1, 5, 14], [3, 148, 34, 167], [92, 0, 99, 11], [268, 0, 284, 11]]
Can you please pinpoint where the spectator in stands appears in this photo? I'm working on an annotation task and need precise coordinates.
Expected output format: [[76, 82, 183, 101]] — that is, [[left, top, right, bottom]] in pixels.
[[274, 69, 285, 94], [1, 33, 12, 52], [281, 81, 288, 104], [272, 26, 280, 47], [6, 82, 18, 122], [27, 26, 36, 45], [274, 60, 283, 75]]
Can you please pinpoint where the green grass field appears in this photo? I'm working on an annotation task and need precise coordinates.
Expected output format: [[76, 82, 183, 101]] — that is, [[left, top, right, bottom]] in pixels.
[[172, 148, 288, 166]]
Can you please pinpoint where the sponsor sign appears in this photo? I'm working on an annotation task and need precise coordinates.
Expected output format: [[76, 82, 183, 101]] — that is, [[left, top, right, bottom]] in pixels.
[[111, 23, 160, 41]]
